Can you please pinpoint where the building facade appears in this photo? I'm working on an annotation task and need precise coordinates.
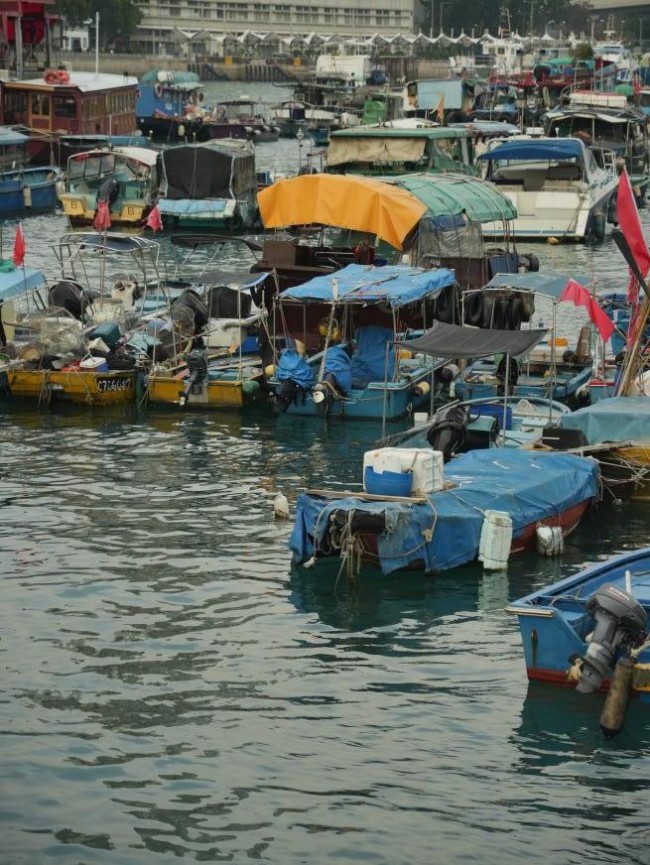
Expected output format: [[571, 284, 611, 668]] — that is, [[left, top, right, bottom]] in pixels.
[[133, 0, 414, 54]]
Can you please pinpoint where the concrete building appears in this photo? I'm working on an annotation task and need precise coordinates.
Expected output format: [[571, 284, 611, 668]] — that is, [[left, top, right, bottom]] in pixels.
[[133, 0, 414, 55]]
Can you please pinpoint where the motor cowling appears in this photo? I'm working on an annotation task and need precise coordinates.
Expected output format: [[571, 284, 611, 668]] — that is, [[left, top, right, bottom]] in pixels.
[[179, 349, 208, 407], [576, 584, 647, 694]]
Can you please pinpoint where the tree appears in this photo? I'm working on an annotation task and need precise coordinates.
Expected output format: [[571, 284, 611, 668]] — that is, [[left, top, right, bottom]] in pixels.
[[573, 42, 594, 62], [56, 0, 141, 47]]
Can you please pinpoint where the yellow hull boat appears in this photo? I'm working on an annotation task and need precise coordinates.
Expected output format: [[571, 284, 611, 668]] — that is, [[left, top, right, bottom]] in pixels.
[[6, 368, 136, 406]]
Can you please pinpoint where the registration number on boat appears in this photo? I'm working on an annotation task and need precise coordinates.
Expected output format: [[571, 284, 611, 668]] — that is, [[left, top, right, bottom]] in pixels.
[[97, 377, 132, 393]]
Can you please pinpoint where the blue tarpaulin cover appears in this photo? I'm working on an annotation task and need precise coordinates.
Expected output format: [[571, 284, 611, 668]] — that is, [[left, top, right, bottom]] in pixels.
[[289, 449, 599, 574], [479, 139, 585, 162], [158, 199, 229, 215], [558, 396, 650, 443], [350, 325, 395, 385], [323, 345, 352, 394], [280, 263, 456, 308], [276, 347, 315, 389], [486, 269, 591, 299]]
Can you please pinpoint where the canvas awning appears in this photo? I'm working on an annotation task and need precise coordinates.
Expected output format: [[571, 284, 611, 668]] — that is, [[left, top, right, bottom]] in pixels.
[[486, 270, 591, 299], [391, 173, 517, 224], [280, 263, 455, 307], [326, 136, 426, 167], [407, 321, 548, 358], [257, 175, 427, 251]]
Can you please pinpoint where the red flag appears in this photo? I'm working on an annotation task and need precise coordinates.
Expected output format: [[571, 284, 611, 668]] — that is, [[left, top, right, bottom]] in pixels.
[[560, 278, 615, 342], [12, 223, 25, 266], [145, 204, 163, 233], [616, 168, 650, 301], [93, 200, 111, 232]]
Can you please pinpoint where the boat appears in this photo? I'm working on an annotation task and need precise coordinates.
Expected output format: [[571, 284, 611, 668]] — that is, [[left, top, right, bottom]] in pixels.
[[58, 146, 159, 228], [0, 126, 61, 214], [0, 232, 171, 408], [506, 547, 650, 734], [479, 135, 618, 241], [266, 263, 456, 419], [453, 269, 599, 406], [214, 97, 280, 142], [157, 139, 258, 231], [289, 447, 600, 576], [544, 91, 650, 206], [1, 69, 141, 166], [137, 70, 205, 142], [326, 124, 478, 177]]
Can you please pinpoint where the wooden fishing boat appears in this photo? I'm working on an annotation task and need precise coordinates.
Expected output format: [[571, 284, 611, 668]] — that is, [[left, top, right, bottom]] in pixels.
[[0, 127, 61, 215], [5, 365, 137, 406]]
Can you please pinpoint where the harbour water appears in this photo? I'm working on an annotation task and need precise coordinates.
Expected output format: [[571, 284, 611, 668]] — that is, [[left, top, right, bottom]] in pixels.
[[1, 88, 650, 864]]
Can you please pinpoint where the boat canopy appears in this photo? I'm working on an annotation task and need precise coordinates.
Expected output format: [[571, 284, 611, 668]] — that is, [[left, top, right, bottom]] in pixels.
[[390, 173, 517, 224], [258, 175, 427, 250], [486, 269, 591, 299], [558, 396, 650, 444], [0, 127, 27, 147], [0, 266, 47, 301], [407, 321, 547, 358], [279, 263, 455, 307], [479, 139, 585, 161], [159, 140, 255, 200], [59, 232, 161, 254]]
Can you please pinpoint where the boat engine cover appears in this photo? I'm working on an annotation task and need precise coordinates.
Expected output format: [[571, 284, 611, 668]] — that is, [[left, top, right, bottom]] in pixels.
[[576, 584, 647, 694]]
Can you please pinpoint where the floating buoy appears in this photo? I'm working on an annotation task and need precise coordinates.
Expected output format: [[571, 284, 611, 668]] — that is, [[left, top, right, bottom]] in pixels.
[[536, 525, 564, 556], [600, 655, 634, 739], [273, 491, 289, 519], [546, 236, 560, 245], [22, 185, 32, 209]]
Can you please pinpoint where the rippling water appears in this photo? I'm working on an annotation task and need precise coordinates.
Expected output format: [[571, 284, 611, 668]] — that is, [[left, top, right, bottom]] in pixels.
[[2, 97, 650, 864]]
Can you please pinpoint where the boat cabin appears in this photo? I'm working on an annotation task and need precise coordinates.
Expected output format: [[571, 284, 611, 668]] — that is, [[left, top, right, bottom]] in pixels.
[[1, 70, 138, 138]]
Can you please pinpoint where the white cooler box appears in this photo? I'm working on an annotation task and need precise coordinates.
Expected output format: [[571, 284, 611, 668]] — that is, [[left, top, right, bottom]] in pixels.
[[363, 447, 444, 495]]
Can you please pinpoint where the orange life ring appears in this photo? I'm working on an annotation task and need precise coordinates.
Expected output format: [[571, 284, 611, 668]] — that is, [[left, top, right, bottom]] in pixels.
[[44, 69, 59, 85], [56, 69, 70, 85]]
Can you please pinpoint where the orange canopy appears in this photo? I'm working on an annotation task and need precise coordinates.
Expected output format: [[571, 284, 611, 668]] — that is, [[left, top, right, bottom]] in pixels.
[[257, 174, 427, 251]]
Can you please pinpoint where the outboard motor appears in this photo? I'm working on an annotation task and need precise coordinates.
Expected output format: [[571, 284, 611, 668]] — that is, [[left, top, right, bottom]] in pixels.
[[576, 584, 647, 694], [48, 280, 95, 321], [272, 378, 303, 413], [426, 403, 469, 461], [179, 349, 208, 407], [97, 177, 120, 208]]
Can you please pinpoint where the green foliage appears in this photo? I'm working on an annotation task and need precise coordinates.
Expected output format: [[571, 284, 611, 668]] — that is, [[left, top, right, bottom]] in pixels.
[[55, 0, 141, 46], [573, 42, 594, 61]]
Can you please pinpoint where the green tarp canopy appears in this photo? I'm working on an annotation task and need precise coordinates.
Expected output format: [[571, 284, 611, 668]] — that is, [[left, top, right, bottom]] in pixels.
[[386, 172, 517, 224]]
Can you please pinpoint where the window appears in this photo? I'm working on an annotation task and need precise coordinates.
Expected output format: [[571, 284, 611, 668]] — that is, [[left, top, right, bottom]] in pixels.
[[53, 96, 77, 118], [31, 92, 50, 116]]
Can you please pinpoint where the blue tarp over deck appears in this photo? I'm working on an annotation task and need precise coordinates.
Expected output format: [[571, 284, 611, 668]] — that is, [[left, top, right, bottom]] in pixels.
[[280, 263, 456, 308], [479, 138, 585, 161], [290, 449, 599, 574]]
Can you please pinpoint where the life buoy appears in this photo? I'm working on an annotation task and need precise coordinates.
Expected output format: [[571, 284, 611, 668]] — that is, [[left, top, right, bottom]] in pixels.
[[154, 83, 164, 99], [56, 70, 70, 85], [44, 69, 59, 85], [435, 286, 456, 323]]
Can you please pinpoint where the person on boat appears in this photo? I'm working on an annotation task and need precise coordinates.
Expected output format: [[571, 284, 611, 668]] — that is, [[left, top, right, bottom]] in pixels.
[[354, 238, 376, 265]]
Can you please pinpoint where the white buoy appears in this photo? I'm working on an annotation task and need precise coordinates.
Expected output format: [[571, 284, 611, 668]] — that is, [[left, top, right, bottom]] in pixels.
[[273, 491, 289, 519], [536, 525, 564, 556]]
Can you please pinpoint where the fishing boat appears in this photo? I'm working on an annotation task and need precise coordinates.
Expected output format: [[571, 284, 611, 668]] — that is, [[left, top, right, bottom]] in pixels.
[[137, 70, 205, 142], [1, 69, 141, 166], [506, 547, 650, 737], [0, 126, 61, 215], [454, 270, 598, 406], [214, 97, 280, 142], [144, 269, 271, 411], [157, 139, 258, 231], [326, 124, 478, 177], [58, 146, 159, 228], [544, 91, 650, 206], [289, 447, 600, 576], [266, 263, 456, 420], [479, 136, 618, 241], [0, 232, 171, 408]]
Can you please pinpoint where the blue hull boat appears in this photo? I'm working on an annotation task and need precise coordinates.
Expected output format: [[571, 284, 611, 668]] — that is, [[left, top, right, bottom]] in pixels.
[[0, 166, 62, 215], [507, 548, 650, 735], [290, 449, 600, 575]]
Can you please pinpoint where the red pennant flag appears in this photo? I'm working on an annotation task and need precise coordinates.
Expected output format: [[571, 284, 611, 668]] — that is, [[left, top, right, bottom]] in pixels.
[[616, 168, 650, 304], [145, 204, 163, 233], [93, 199, 111, 232], [560, 278, 615, 342], [12, 223, 25, 266]]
